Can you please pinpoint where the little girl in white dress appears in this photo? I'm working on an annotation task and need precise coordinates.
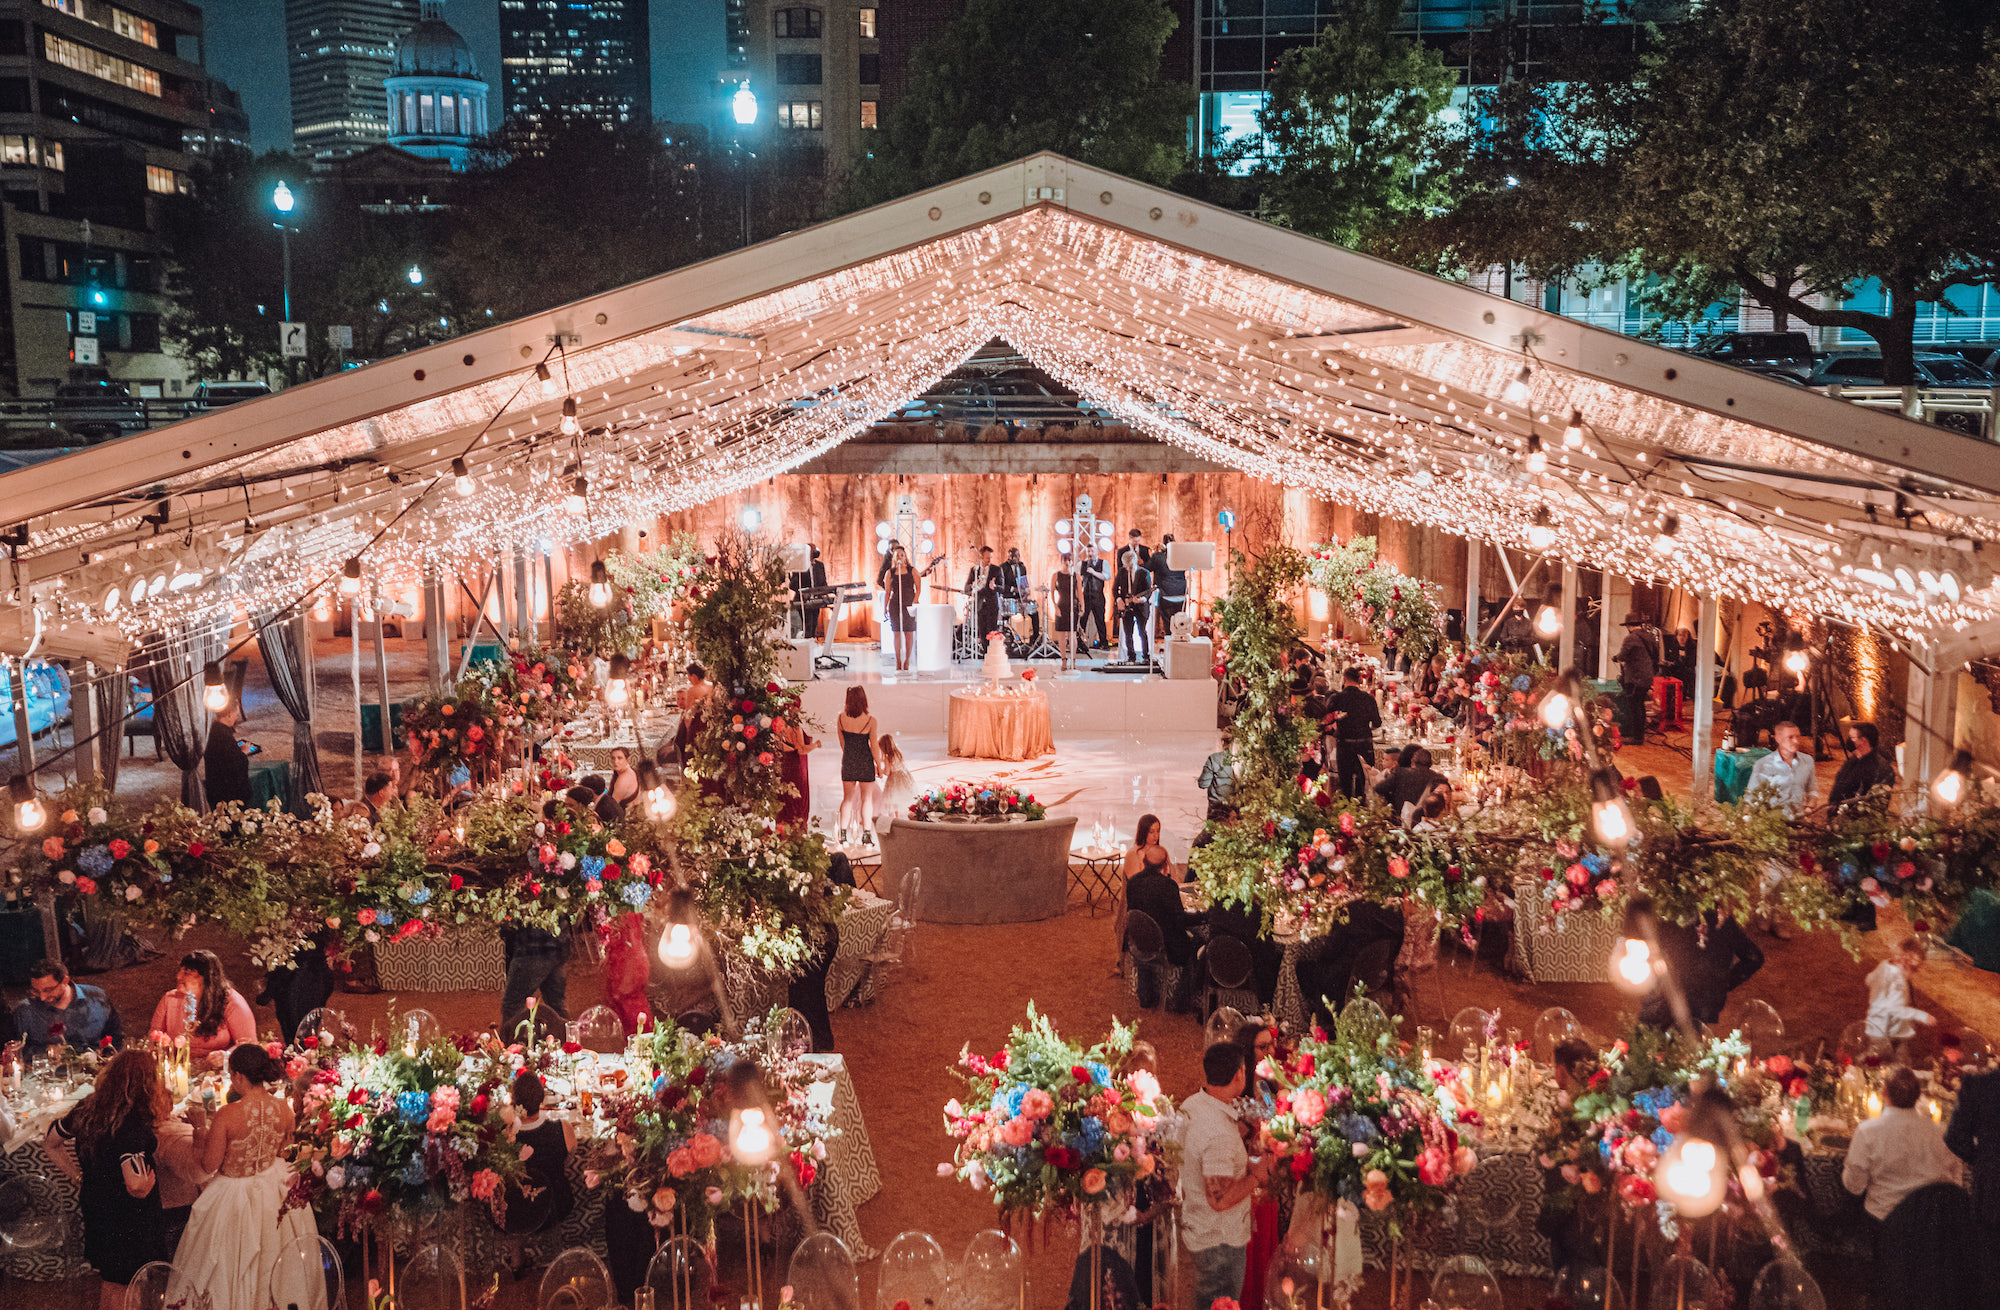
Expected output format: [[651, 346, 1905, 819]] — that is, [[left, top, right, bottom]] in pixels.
[[875, 734, 917, 829]]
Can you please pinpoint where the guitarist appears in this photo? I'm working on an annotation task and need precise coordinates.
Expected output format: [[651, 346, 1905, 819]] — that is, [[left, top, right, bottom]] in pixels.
[[1114, 546, 1153, 664]]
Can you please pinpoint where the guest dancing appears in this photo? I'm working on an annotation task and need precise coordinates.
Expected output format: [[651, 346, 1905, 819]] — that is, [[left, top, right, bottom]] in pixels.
[[875, 733, 916, 827], [48, 1051, 169, 1310], [170, 1043, 323, 1310], [835, 686, 882, 848], [148, 950, 257, 1070]]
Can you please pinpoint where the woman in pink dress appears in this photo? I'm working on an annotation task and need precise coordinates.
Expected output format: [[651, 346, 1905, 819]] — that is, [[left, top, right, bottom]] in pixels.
[[148, 950, 257, 1070]]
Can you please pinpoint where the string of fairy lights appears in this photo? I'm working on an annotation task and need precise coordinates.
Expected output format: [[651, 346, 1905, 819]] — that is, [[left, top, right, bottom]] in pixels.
[[9, 208, 2000, 696]]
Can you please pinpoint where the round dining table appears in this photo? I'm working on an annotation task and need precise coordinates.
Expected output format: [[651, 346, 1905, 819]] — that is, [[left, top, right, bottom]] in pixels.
[[947, 686, 1053, 760]]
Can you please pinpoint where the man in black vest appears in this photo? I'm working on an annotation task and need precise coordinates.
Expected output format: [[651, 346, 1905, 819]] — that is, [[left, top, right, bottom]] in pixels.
[[1327, 668, 1382, 799], [1079, 544, 1111, 650], [203, 700, 253, 809], [964, 546, 1002, 646]]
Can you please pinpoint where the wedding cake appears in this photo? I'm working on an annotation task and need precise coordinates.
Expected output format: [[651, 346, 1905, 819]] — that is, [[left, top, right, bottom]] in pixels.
[[982, 633, 1012, 681]]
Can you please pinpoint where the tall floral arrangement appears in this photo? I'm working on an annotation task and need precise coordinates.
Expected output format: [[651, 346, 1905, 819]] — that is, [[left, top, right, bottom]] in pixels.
[[1212, 545, 1312, 819], [1306, 537, 1447, 668], [941, 1005, 1171, 1218]]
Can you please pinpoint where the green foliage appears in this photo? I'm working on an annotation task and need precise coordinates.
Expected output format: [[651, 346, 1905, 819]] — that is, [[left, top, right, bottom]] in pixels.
[[835, 0, 1193, 212], [1305, 536, 1448, 667], [675, 532, 789, 699], [1257, 0, 1460, 251], [1213, 545, 1312, 817]]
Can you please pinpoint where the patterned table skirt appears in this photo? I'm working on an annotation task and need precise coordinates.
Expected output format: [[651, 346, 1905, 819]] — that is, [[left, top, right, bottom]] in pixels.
[[1358, 1149, 1552, 1279], [1510, 878, 1623, 983], [722, 898, 898, 1018], [0, 1139, 87, 1281], [375, 927, 507, 992]]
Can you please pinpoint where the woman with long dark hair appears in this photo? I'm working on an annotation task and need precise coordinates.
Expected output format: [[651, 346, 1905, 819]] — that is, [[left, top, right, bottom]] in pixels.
[[835, 686, 880, 848], [168, 1043, 321, 1310], [148, 950, 257, 1070], [878, 544, 920, 672], [49, 1051, 170, 1310]]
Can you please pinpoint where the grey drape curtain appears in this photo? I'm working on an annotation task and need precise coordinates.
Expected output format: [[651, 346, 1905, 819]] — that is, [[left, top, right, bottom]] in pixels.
[[254, 610, 321, 806], [91, 665, 127, 794], [141, 618, 228, 810]]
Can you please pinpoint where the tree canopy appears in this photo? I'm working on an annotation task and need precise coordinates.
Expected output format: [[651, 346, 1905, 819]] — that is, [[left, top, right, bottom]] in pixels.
[[835, 0, 1193, 212]]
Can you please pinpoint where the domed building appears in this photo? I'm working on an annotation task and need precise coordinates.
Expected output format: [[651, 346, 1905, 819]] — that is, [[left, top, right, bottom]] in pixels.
[[385, 0, 490, 171]]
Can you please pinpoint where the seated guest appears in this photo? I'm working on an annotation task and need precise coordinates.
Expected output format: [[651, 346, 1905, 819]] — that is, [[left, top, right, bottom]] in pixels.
[[1121, 813, 1181, 884], [1828, 722, 1898, 811], [46, 1050, 168, 1310], [16, 957, 123, 1057], [1866, 937, 1934, 1043], [1845, 1066, 1962, 1227], [148, 950, 257, 1070], [351, 770, 397, 822], [1946, 1055, 2000, 1276], [1124, 823, 1203, 1011], [608, 747, 641, 806], [1373, 747, 1449, 825], [1205, 898, 1283, 1006], [1301, 903, 1405, 1028], [500, 1070, 576, 1273], [1637, 911, 1763, 1028]]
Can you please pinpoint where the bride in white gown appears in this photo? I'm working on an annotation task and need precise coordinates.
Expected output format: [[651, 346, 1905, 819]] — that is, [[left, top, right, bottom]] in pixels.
[[167, 1043, 323, 1310]]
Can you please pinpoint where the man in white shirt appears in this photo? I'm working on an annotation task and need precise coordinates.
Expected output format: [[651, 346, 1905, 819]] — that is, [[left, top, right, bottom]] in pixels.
[[1180, 1042, 1271, 1310], [1844, 1066, 1962, 1225], [1745, 721, 1818, 817]]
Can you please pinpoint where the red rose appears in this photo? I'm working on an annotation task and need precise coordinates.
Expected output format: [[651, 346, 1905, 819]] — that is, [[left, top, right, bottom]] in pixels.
[[187, 842, 205, 857], [1071, 1064, 1091, 1085], [108, 839, 131, 859], [1871, 843, 1891, 862], [470, 1093, 489, 1117], [687, 1066, 706, 1086], [741, 699, 755, 713], [349, 1087, 370, 1104], [360, 1188, 385, 1215], [99, 1035, 114, 1049], [1914, 920, 1931, 934], [449, 874, 464, 891], [1290, 1151, 1313, 1180], [562, 1041, 582, 1054], [766, 682, 780, 694], [345, 1113, 364, 1130], [556, 822, 571, 836], [303, 1036, 320, 1050]]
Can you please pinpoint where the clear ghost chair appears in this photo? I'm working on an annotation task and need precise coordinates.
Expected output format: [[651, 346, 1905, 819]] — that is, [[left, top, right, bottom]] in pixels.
[[1532, 1007, 1585, 1063], [1721, 998, 1786, 1058], [1551, 1264, 1616, 1310], [399, 1243, 467, 1310], [1262, 1235, 1326, 1310], [644, 1236, 716, 1310], [539, 1247, 615, 1310], [1748, 1258, 1827, 1310], [1647, 1256, 1727, 1310], [293, 1006, 352, 1051], [1446, 1007, 1494, 1061], [773, 1008, 816, 1059], [786, 1232, 858, 1310], [0, 1172, 72, 1251], [875, 1231, 949, 1310], [1335, 996, 1393, 1050], [271, 1232, 341, 1310], [573, 1005, 627, 1054], [953, 1229, 1025, 1310], [1428, 1254, 1504, 1310], [122, 1260, 177, 1310]]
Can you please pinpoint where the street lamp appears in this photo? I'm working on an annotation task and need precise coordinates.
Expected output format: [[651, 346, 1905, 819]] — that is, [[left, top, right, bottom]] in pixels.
[[270, 181, 295, 323], [731, 84, 757, 247], [407, 264, 424, 286]]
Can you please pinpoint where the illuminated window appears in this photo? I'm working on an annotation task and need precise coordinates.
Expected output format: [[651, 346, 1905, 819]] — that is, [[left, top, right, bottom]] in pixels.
[[860, 100, 877, 129], [45, 141, 63, 170], [774, 8, 822, 38], [145, 164, 175, 194], [859, 8, 875, 38], [440, 95, 456, 135], [777, 101, 822, 130], [42, 1, 159, 49], [0, 136, 35, 165], [419, 93, 435, 133], [42, 33, 162, 97]]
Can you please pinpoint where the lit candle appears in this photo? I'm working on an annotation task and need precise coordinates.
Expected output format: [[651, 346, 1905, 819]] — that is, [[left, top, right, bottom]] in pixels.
[[1865, 1090, 1882, 1118]]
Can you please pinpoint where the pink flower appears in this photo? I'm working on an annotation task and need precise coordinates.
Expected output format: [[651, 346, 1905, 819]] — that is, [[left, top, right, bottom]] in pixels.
[[1417, 1146, 1452, 1186], [426, 1107, 456, 1133], [999, 1117, 1035, 1148], [689, 1133, 723, 1168], [469, 1169, 500, 1200], [1291, 1087, 1327, 1127], [1021, 1088, 1055, 1120], [1621, 1136, 1658, 1173], [358, 908, 376, 925]]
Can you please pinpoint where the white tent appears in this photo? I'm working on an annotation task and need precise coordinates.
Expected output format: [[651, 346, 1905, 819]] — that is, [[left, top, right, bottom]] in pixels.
[[3, 153, 1996, 771]]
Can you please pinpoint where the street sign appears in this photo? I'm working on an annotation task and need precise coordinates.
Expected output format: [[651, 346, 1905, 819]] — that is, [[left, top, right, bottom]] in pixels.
[[281, 321, 307, 358], [328, 325, 353, 350], [76, 311, 96, 335], [73, 337, 99, 365]]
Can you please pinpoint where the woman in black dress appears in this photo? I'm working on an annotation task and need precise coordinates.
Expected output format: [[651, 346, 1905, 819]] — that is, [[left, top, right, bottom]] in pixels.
[[878, 544, 921, 672], [50, 1050, 170, 1310], [835, 686, 880, 848], [502, 1070, 575, 1271]]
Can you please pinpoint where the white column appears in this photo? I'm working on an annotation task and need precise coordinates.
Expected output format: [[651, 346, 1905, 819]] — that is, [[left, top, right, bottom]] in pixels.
[[1691, 594, 1719, 801], [76, 660, 100, 783], [1598, 571, 1616, 680], [1558, 561, 1578, 671], [1903, 661, 1957, 789], [1465, 537, 1482, 646]]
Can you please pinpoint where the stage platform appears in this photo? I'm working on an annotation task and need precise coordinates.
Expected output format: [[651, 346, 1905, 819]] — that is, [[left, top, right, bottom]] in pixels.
[[791, 642, 1218, 737]]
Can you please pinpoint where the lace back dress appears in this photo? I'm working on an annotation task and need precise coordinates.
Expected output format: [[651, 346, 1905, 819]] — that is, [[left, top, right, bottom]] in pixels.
[[165, 1094, 324, 1310]]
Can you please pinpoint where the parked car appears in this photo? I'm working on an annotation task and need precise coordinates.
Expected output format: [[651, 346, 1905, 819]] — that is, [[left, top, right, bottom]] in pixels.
[[1808, 352, 1997, 389], [1685, 331, 1818, 379], [1931, 342, 2000, 374], [49, 379, 146, 441], [0, 659, 71, 749], [190, 380, 273, 409]]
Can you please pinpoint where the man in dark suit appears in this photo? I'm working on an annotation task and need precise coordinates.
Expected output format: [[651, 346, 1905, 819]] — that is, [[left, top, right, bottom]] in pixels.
[[1828, 722, 1900, 811], [1615, 613, 1659, 746], [203, 701, 253, 809], [1946, 1062, 2000, 1299], [1637, 911, 1764, 1027], [1327, 668, 1383, 799], [964, 547, 1003, 646], [1114, 547, 1153, 662], [1125, 858, 1202, 1010], [1079, 545, 1111, 649]]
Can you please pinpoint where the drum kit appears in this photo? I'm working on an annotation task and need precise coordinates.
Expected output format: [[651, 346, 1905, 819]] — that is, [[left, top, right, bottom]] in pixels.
[[954, 584, 1061, 662]]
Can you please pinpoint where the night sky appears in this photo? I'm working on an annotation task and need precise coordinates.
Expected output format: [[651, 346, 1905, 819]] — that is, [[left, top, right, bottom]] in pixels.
[[201, 0, 722, 154]]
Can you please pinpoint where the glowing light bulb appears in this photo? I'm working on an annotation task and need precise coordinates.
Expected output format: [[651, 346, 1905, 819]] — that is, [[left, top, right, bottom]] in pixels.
[[589, 560, 611, 608], [452, 457, 474, 497], [1611, 937, 1652, 990], [203, 661, 228, 713], [566, 477, 589, 516], [560, 397, 581, 436], [1525, 434, 1546, 475], [659, 922, 696, 968], [1783, 648, 1808, 675], [1934, 749, 1974, 805], [730, 1107, 775, 1163], [1527, 507, 1555, 551], [646, 785, 675, 820], [339, 558, 363, 596], [9, 775, 44, 833], [1535, 604, 1560, 638], [1563, 410, 1584, 448], [1539, 689, 1572, 730], [1503, 366, 1532, 406], [1659, 1137, 1726, 1217]]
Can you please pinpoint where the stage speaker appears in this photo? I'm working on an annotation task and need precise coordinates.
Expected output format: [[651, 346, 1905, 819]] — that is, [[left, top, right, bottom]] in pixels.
[[780, 543, 812, 573], [1166, 541, 1216, 571]]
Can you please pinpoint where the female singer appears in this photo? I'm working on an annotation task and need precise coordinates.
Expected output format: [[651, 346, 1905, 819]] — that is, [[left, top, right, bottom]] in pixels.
[[878, 544, 922, 672]]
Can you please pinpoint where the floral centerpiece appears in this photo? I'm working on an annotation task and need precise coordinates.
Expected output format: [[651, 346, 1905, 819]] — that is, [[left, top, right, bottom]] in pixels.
[[581, 1010, 837, 1242], [400, 693, 501, 776], [285, 1028, 525, 1235], [463, 646, 589, 734], [1261, 1022, 1472, 1236], [907, 781, 1046, 823], [674, 807, 833, 971], [698, 677, 807, 799], [1305, 536, 1448, 668], [940, 1005, 1171, 1217]]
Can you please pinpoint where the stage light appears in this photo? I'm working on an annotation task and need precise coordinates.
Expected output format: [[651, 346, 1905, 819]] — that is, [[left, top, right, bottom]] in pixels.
[[589, 560, 612, 608], [1782, 634, 1809, 675], [919, 537, 934, 553], [1525, 433, 1546, 475], [876, 538, 891, 555], [1657, 1137, 1727, 1217], [729, 1106, 776, 1164], [10, 775, 45, 833], [740, 506, 763, 533], [1057, 540, 1073, 556], [1527, 506, 1555, 551], [1535, 604, 1560, 638], [560, 397, 580, 436], [99, 583, 121, 616], [566, 477, 589, 516], [875, 521, 892, 538], [1539, 688, 1572, 730], [1934, 749, 1975, 805], [1503, 365, 1532, 406], [1055, 519, 1072, 536], [1563, 410, 1585, 448], [203, 662, 229, 713], [1590, 768, 1633, 849], [605, 653, 630, 704], [452, 457, 474, 497], [919, 519, 935, 535], [339, 558, 363, 596], [1096, 536, 1114, 554]]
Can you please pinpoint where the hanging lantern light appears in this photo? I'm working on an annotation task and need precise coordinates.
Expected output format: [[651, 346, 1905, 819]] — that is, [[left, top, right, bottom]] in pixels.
[[560, 397, 581, 436], [1535, 603, 1561, 638], [451, 457, 474, 497], [202, 661, 229, 713], [566, 476, 589, 516], [1503, 365, 1532, 406], [1656, 1136, 1728, 1217], [534, 361, 556, 396], [1562, 410, 1585, 449], [1527, 506, 1555, 551], [589, 560, 612, 608], [339, 557, 363, 596], [656, 888, 698, 966], [1589, 766, 1633, 849], [1538, 686, 1573, 730], [1781, 633, 1809, 675], [605, 653, 630, 704], [1609, 896, 1657, 991], [9, 774, 44, 833], [729, 1105, 777, 1165], [1525, 433, 1547, 475], [1933, 748, 1975, 805]]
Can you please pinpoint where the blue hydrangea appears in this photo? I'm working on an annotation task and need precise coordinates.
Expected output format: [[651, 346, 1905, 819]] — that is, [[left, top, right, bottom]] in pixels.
[[1087, 1062, 1112, 1087], [399, 1154, 429, 1185], [1581, 852, 1608, 876], [578, 855, 607, 881], [406, 887, 432, 906], [996, 1084, 1027, 1118], [1077, 1117, 1106, 1154], [1633, 1088, 1677, 1117], [1278, 817, 1297, 832], [76, 845, 114, 878], [1339, 1113, 1378, 1143], [375, 908, 396, 928], [620, 882, 653, 907], [397, 1091, 431, 1124], [1513, 674, 1532, 691]]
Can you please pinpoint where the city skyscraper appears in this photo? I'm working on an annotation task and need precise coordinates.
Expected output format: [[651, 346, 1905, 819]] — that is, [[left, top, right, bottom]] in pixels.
[[286, 0, 420, 162], [499, 0, 651, 130]]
